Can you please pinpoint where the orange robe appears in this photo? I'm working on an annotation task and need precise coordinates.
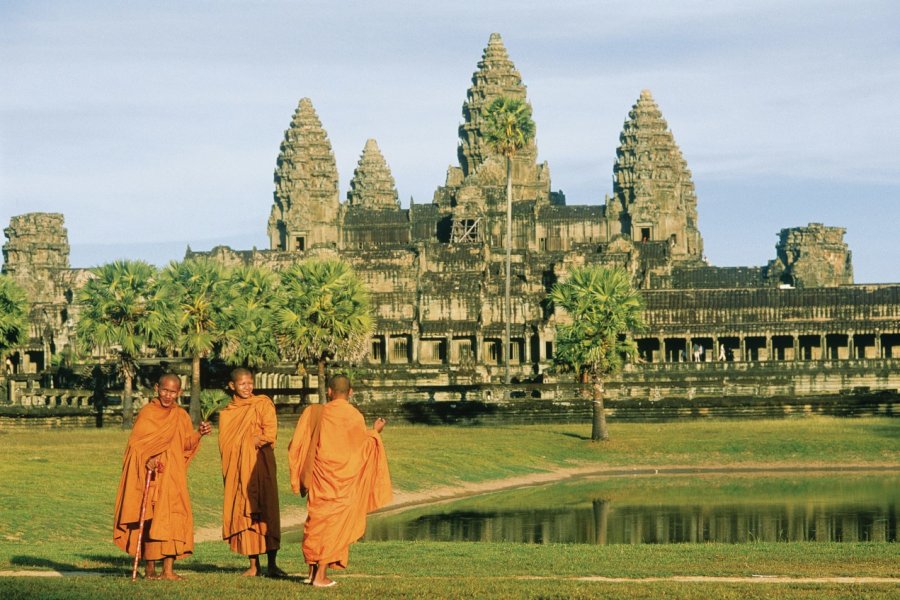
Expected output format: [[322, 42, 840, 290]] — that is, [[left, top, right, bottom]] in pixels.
[[288, 398, 392, 569], [113, 399, 202, 561], [218, 394, 281, 555]]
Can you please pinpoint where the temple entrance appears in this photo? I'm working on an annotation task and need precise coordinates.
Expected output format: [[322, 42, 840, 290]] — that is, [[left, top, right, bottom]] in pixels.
[[664, 338, 688, 362], [637, 338, 660, 362], [772, 335, 794, 361]]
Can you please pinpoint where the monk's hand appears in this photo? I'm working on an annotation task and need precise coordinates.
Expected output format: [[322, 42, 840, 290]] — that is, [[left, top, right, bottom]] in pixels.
[[199, 421, 212, 436], [374, 417, 387, 433], [253, 435, 267, 450], [146, 456, 164, 473]]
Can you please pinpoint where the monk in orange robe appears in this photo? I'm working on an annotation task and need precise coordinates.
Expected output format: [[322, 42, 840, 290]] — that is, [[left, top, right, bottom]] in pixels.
[[218, 367, 286, 577], [288, 374, 392, 588], [113, 373, 211, 580]]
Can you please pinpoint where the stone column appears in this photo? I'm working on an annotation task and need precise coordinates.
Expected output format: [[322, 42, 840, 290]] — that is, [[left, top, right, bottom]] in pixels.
[[848, 332, 855, 360], [875, 332, 883, 358], [411, 332, 419, 364], [792, 334, 800, 361], [658, 337, 665, 362], [448, 335, 456, 364], [820, 334, 827, 360], [765, 335, 773, 362], [740, 336, 747, 361]]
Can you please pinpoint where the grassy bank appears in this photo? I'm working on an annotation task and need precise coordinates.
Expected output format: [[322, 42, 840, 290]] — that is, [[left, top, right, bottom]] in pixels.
[[0, 417, 897, 598]]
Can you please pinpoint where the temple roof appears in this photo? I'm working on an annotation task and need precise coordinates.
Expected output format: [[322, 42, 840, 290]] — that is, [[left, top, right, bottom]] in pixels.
[[613, 90, 695, 204], [347, 139, 400, 210], [273, 98, 338, 212], [457, 33, 537, 177]]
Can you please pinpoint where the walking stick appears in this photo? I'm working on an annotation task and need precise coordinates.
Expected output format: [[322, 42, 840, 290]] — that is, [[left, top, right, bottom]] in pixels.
[[131, 466, 155, 581]]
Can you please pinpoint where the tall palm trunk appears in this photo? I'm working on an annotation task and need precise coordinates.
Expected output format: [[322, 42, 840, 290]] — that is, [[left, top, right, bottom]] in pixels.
[[121, 368, 133, 430], [504, 156, 512, 387], [591, 374, 609, 441], [316, 357, 327, 404], [190, 353, 201, 426]]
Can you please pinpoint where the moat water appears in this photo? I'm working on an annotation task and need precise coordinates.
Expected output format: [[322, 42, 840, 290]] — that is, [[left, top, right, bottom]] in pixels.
[[365, 472, 899, 544]]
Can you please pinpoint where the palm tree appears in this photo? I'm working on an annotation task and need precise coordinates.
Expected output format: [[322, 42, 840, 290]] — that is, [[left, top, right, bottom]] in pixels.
[[76, 260, 175, 428], [0, 275, 29, 396], [160, 257, 227, 425], [274, 258, 373, 403], [483, 96, 536, 385], [549, 266, 645, 441], [218, 264, 281, 369]]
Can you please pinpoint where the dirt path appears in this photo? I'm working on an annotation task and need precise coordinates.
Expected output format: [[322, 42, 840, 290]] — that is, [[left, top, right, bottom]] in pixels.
[[1, 570, 896, 584], [193, 462, 900, 543]]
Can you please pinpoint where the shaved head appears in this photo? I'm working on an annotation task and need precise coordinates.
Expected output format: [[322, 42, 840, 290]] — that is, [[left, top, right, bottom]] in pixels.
[[229, 367, 253, 383], [158, 373, 182, 389], [328, 374, 351, 397]]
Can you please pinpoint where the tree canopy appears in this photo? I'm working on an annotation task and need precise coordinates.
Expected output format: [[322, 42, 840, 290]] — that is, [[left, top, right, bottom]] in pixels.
[[274, 258, 373, 402], [550, 265, 645, 440], [75, 260, 175, 427], [0, 275, 29, 377]]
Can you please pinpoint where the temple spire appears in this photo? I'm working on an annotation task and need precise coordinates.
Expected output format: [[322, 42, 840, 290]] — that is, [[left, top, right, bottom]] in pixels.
[[268, 97, 340, 251], [611, 89, 703, 261], [457, 32, 537, 177], [347, 139, 400, 210]]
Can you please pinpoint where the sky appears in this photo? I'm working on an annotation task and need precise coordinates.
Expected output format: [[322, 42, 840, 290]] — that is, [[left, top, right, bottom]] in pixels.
[[2, 0, 899, 283]]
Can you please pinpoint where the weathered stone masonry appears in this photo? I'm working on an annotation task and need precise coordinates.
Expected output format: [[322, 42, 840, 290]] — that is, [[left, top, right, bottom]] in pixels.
[[3, 33, 898, 406]]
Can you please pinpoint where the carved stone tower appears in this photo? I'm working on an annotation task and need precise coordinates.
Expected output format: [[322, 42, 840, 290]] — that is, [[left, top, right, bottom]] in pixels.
[[438, 33, 551, 248], [610, 90, 703, 261], [347, 139, 399, 210], [268, 98, 340, 252], [2, 213, 70, 302], [767, 223, 853, 288]]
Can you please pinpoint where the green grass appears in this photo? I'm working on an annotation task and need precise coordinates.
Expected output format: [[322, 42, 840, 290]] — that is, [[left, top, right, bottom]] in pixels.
[[0, 417, 897, 598], [0, 542, 897, 599]]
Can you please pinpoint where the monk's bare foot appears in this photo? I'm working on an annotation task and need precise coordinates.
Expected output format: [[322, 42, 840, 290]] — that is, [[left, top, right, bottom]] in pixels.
[[159, 572, 185, 581], [312, 577, 337, 588], [267, 566, 289, 578], [144, 562, 158, 580], [241, 567, 261, 577]]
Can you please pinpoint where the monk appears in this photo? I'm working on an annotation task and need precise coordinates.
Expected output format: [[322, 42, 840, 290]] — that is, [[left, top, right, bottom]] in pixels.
[[218, 368, 286, 577], [288, 374, 392, 588], [112, 373, 211, 580]]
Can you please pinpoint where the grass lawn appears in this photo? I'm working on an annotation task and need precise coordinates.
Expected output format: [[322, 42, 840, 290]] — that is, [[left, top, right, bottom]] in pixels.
[[0, 416, 897, 598]]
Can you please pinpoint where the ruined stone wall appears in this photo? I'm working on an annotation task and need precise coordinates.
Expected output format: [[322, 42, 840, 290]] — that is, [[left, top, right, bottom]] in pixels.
[[767, 223, 853, 288]]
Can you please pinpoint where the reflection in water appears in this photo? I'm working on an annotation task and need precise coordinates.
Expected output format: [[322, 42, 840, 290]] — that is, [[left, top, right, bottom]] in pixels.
[[367, 480, 899, 545]]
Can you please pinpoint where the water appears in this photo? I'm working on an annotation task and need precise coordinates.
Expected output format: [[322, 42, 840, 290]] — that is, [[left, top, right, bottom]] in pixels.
[[366, 472, 899, 544]]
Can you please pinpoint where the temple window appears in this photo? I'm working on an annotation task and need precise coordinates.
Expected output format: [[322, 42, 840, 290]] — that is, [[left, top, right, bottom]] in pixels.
[[420, 339, 447, 364], [390, 336, 410, 363], [370, 336, 385, 363], [294, 236, 306, 251]]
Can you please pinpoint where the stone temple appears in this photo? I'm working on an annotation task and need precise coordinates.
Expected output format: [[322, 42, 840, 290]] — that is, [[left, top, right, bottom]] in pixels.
[[3, 33, 899, 407]]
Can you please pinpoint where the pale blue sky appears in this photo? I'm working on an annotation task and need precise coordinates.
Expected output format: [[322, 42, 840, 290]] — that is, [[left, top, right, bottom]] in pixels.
[[2, 0, 898, 282]]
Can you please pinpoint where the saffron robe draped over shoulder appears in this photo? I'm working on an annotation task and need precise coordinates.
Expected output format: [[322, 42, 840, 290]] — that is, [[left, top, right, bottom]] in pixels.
[[218, 394, 281, 555], [288, 398, 392, 569], [113, 399, 202, 560]]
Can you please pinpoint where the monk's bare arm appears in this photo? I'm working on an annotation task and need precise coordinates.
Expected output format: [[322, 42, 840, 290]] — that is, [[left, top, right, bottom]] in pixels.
[[183, 417, 211, 454], [373, 417, 386, 433]]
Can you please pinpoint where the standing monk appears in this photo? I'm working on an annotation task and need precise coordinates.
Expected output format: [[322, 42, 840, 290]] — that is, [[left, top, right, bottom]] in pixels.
[[218, 368, 286, 577], [288, 374, 392, 588], [113, 373, 211, 580]]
